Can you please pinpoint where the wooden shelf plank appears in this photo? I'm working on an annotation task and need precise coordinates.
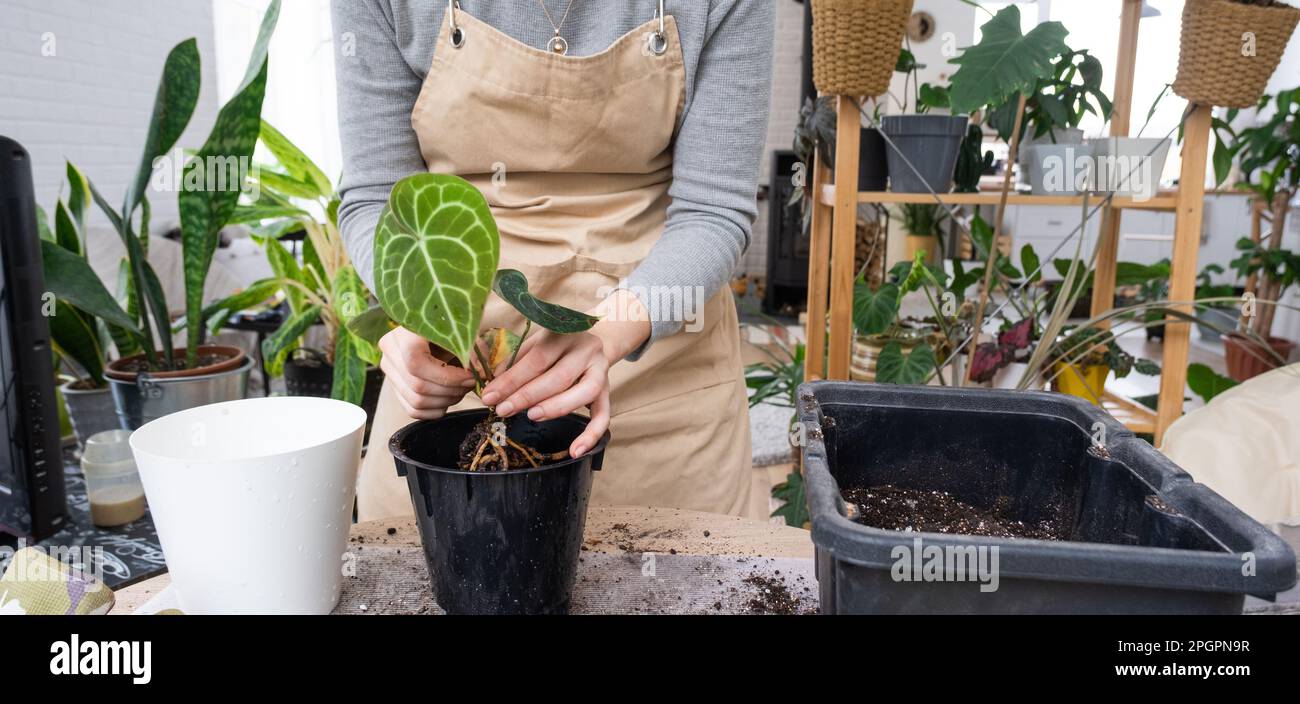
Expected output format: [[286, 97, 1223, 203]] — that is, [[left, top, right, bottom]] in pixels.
[[818, 184, 1178, 211], [1102, 390, 1157, 436]]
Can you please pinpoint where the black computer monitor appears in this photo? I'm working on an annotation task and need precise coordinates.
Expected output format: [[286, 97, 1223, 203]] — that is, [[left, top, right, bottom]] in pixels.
[[0, 136, 68, 540]]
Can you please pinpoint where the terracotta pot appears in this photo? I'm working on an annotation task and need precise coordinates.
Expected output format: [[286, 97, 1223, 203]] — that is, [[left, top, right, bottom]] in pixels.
[[1223, 334, 1296, 382], [104, 345, 247, 382]]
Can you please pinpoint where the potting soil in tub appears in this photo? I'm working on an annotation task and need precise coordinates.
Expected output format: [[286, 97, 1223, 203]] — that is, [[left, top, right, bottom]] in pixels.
[[844, 485, 1067, 540], [799, 382, 1297, 614]]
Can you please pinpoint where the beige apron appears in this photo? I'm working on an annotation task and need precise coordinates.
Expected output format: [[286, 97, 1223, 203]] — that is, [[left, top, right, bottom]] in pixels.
[[357, 4, 753, 521]]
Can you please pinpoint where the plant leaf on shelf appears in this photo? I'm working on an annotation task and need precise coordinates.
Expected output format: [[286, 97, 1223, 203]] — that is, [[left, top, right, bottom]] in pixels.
[[491, 269, 599, 334], [374, 173, 499, 368], [875, 342, 935, 386], [852, 281, 899, 336], [948, 5, 1070, 116]]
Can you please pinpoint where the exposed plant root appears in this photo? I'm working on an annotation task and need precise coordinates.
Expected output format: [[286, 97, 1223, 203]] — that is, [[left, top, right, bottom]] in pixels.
[[457, 414, 570, 471]]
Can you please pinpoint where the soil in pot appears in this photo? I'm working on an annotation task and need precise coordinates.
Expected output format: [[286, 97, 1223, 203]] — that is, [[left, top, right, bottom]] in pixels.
[[844, 484, 1067, 540], [456, 413, 571, 470], [104, 345, 246, 381]]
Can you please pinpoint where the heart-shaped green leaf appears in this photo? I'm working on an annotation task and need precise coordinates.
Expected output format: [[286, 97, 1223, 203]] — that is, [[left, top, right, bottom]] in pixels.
[[852, 281, 899, 336], [374, 173, 499, 367], [492, 269, 599, 334], [875, 342, 935, 386]]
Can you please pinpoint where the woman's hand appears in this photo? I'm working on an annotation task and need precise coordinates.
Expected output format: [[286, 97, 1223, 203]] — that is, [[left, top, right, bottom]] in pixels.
[[481, 290, 651, 458], [378, 326, 477, 420]]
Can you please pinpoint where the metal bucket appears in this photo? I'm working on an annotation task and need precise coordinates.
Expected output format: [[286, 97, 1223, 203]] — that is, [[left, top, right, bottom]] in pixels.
[[108, 358, 253, 430]]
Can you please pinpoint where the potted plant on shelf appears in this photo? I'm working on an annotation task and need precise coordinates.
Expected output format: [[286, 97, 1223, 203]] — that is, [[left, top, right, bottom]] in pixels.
[[1173, 0, 1300, 110], [897, 202, 946, 264], [850, 252, 979, 385], [1048, 326, 1160, 405], [348, 173, 609, 615], [986, 46, 1112, 195], [1194, 264, 1238, 342], [40, 2, 281, 429], [1225, 236, 1300, 379], [1212, 86, 1300, 379], [881, 59, 967, 193], [204, 121, 384, 433]]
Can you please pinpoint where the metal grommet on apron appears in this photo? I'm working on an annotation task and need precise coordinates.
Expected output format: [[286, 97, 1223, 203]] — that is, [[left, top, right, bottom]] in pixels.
[[357, 2, 754, 521], [447, 0, 465, 49], [647, 0, 668, 56]]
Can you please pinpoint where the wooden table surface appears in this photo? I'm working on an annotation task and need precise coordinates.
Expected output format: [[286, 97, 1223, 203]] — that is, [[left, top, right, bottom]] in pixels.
[[110, 505, 814, 614]]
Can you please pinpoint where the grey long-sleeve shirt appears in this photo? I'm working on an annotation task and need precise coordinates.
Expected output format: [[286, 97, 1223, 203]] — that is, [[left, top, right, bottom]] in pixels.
[[331, 0, 773, 355]]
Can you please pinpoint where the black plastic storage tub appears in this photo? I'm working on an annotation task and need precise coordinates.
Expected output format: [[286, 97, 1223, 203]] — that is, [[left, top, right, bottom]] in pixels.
[[799, 382, 1296, 614]]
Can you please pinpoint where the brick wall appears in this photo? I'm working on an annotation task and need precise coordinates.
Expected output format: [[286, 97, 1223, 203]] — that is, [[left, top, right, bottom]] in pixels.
[[0, 0, 220, 228]]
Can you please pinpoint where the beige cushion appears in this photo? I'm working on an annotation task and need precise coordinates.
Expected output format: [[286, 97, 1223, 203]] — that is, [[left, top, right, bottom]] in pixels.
[[1161, 363, 1300, 526]]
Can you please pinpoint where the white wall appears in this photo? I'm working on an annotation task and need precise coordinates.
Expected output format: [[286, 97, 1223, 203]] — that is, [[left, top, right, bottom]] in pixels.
[[0, 0, 220, 229], [212, 0, 341, 185]]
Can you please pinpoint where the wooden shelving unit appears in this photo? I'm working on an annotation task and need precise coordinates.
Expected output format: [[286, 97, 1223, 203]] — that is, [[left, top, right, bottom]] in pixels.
[[803, 0, 1211, 444]]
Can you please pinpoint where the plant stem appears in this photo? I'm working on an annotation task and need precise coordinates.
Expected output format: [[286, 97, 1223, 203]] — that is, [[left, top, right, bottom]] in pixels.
[[507, 319, 531, 370], [968, 92, 1027, 385]]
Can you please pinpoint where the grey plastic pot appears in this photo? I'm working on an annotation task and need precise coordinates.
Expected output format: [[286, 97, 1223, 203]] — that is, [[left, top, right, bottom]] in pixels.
[[1196, 307, 1236, 343], [1088, 136, 1171, 199], [107, 357, 253, 430], [61, 381, 119, 450], [881, 114, 969, 193]]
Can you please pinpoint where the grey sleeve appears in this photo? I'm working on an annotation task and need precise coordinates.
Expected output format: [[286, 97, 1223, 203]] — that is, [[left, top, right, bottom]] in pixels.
[[619, 0, 774, 359], [331, 0, 429, 293]]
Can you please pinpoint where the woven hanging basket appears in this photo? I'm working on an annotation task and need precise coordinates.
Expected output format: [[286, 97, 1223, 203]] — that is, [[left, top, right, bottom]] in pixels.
[[1174, 0, 1300, 108], [811, 0, 915, 97]]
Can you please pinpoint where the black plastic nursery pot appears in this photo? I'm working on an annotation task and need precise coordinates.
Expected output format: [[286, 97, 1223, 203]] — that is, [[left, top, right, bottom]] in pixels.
[[798, 382, 1296, 614], [857, 127, 888, 192], [390, 409, 610, 615], [880, 114, 968, 193], [283, 349, 384, 442]]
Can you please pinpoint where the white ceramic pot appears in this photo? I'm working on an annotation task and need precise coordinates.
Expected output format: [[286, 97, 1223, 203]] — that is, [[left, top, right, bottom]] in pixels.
[[1088, 136, 1171, 200], [1023, 142, 1094, 196], [129, 396, 366, 614], [991, 361, 1046, 390]]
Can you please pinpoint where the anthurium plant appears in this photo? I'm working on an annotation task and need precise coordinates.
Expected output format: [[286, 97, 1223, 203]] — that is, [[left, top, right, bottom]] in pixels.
[[40, 0, 282, 373], [349, 173, 599, 471]]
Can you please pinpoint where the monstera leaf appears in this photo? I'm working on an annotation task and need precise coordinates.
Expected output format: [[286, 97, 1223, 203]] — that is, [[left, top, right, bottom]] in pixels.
[[492, 269, 599, 334], [374, 173, 499, 367], [948, 5, 1069, 116]]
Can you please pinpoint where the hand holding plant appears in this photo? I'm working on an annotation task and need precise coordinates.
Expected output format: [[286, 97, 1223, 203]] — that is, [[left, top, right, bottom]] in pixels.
[[351, 173, 603, 470]]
